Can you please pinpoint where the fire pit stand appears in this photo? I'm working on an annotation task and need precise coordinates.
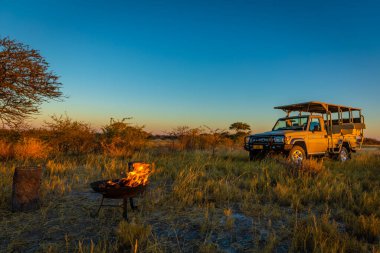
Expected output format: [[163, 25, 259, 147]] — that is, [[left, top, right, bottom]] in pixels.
[[93, 192, 139, 219], [90, 162, 147, 220]]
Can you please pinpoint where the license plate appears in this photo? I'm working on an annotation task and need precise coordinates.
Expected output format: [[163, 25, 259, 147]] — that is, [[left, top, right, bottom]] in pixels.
[[252, 145, 263, 149]]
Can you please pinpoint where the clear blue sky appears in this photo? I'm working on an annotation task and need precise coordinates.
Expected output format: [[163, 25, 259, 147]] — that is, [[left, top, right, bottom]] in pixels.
[[1, 0, 380, 138]]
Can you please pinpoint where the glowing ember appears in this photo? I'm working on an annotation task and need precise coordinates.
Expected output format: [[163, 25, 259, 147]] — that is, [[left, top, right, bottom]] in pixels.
[[99, 163, 152, 189]]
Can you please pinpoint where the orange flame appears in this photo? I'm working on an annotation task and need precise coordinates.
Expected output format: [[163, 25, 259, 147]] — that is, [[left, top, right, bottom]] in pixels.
[[119, 163, 152, 187], [102, 163, 152, 189]]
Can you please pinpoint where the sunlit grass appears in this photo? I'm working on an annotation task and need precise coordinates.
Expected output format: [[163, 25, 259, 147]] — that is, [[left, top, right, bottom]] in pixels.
[[0, 149, 379, 252]]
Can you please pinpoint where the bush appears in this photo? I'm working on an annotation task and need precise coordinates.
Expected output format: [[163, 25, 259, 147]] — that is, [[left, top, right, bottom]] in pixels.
[[13, 137, 50, 160], [0, 136, 49, 160], [101, 118, 149, 158], [44, 114, 97, 155], [0, 139, 13, 160], [167, 126, 233, 152]]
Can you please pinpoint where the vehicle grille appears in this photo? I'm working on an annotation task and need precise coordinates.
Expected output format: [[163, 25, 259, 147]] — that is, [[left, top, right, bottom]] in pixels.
[[250, 136, 273, 143]]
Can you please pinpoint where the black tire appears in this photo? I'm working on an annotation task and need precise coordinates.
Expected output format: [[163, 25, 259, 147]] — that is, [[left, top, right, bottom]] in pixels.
[[249, 151, 256, 161], [337, 147, 350, 162], [288, 145, 306, 164], [249, 150, 266, 161]]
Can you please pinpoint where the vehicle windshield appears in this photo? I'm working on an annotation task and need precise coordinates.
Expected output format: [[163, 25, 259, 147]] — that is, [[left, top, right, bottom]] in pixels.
[[273, 116, 308, 131]]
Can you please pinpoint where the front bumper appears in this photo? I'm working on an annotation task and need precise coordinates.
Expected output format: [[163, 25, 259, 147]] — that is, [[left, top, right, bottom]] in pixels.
[[244, 142, 294, 152], [244, 136, 293, 152], [244, 143, 287, 151]]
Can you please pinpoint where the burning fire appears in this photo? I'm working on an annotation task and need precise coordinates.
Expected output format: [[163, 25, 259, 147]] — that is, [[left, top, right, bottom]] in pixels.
[[100, 163, 152, 189]]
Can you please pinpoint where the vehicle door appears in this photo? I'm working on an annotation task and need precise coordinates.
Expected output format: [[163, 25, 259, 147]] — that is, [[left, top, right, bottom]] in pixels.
[[307, 117, 328, 154]]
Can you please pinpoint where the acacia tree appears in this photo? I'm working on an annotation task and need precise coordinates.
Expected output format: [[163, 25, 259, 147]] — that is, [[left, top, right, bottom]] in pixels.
[[229, 122, 251, 141], [202, 126, 229, 155], [0, 37, 62, 127], [166, 126, 190, 150]]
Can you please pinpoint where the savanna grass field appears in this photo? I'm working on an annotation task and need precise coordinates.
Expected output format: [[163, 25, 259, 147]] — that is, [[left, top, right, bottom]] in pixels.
[[3, 1, 380, 252], [0, 124, 379, 253]]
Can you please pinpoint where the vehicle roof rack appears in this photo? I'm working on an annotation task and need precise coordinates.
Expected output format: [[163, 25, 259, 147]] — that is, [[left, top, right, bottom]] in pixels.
[[274, 101, 361, 114]]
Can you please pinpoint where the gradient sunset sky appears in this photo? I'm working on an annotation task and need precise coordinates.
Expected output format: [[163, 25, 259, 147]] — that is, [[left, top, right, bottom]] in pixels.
[[1, 0, 380, 138]]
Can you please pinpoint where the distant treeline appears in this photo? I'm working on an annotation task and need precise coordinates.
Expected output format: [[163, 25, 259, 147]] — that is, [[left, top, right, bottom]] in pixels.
[[2, 114, 377, 161], [363, 138, 380, 145], [0, 115, 249, 160]]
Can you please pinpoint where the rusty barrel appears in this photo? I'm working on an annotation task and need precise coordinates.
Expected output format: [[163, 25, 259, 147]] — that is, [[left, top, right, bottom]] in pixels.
[[12, 166, 42, 212]]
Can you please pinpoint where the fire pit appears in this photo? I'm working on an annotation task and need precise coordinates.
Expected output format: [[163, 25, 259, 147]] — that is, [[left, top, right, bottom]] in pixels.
[[90, 162, 151, 220]]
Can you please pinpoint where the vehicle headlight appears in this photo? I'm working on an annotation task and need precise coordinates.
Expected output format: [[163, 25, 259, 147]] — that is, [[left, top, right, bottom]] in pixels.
[[273, 136, 284, 143]]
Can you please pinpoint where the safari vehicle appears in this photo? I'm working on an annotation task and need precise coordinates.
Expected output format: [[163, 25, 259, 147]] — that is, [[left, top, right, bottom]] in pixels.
[[244, 101, 365, 162]]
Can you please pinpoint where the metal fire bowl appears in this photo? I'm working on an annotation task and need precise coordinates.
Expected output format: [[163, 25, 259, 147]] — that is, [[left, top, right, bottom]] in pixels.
[[90, 180, 146, 199]]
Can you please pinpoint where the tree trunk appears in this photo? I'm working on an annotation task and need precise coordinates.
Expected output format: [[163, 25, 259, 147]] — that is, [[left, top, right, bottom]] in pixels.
[[12, 166, 42, 212]]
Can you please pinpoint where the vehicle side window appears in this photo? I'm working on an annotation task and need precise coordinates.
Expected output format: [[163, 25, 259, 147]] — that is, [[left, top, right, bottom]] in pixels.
[[342, 111, 350, 123], [331, 112, 339, 125], [352, 111, 361, 123], [309, 118, 322, 131]]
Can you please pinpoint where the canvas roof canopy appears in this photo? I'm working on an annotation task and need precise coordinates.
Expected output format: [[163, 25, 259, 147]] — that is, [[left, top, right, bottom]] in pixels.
[[274, 101, 361, 114]]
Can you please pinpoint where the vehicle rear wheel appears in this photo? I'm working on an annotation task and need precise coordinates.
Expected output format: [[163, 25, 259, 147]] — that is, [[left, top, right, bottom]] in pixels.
[[289, 145, 306, 164], [337, 147, 350, 162]]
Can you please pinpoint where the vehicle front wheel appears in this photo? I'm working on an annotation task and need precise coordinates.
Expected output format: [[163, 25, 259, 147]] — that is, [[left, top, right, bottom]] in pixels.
[[249, 150, 265, 161], [289, 145, 306, 164], [337, 147, 350, 162]]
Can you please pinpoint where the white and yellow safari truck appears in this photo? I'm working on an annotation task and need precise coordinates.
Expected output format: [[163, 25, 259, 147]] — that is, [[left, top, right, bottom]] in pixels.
[[244, 101, 365, 162]]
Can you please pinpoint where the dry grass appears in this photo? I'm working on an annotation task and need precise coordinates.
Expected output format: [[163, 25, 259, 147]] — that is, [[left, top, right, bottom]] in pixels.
[[14, 137, 50, 160], [291, 212, 366, 253], [0, 139, 13, 159], [0, 149, 379, 252], [0, 137, 50, 161]]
